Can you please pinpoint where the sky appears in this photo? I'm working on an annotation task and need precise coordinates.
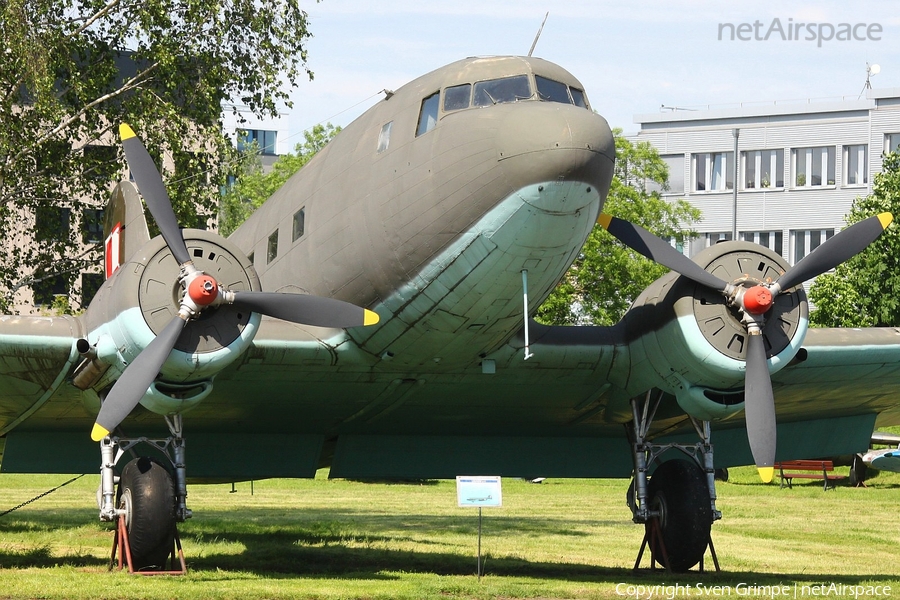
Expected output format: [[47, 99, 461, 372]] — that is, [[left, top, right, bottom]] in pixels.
[[228, 0, 900, 153]]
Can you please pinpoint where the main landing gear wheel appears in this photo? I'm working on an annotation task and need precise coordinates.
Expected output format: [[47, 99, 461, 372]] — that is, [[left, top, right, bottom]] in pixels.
[[117, 457, 176, 570], [646, 459, 712, 572]]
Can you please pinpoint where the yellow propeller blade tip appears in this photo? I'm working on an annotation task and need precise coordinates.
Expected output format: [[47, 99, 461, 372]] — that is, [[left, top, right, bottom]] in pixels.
[[757, 466, 774, 483], [878, 212, 893, 229], [90, 423, 110, 442], [119, 123, 136, 141], [596, 213, 612, 229], [363, 309, 380, 326]]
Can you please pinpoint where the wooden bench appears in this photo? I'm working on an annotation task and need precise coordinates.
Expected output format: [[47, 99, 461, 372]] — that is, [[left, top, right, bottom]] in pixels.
[[775, 460, 846, 491]]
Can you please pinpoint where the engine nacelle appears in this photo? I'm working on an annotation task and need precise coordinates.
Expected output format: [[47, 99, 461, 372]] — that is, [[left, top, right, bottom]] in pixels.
[[624, 242, 808, 421], [82, 230, 262, 414]]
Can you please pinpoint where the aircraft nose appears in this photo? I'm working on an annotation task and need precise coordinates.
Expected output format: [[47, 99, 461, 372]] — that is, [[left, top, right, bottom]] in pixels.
[[495, 103, 615, 211]]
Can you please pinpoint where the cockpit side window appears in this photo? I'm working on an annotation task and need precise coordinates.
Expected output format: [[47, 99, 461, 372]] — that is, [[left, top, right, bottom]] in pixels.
[[473, 75, 530, 107], [535, 75, 570, 104], [444, 84, 471, 112], [416, 92, 440, 137], [570, 87, 588, 109]]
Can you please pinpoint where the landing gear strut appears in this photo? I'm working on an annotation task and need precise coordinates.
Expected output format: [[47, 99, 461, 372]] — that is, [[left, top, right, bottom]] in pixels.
[[627, 392, 721, 572], [98, 414, 191, 571]]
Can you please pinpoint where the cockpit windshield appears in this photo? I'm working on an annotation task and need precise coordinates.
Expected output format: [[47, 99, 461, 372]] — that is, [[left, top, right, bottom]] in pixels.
[[536, 75, 589, 108], [473, 75, 531, 106], [434, 72, 591, 121]]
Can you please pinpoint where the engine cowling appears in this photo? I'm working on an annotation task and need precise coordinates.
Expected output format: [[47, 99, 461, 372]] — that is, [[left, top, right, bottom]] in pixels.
[[624, 241, 808, 420], [82, 230, 262, 414]]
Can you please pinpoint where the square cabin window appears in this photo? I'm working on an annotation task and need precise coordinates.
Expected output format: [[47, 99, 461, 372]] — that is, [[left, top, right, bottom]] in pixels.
[[292, 208, 306, 242], [376, 121, 392, 153], [267, 230, 278, 264], [416, 92, 439, 137]]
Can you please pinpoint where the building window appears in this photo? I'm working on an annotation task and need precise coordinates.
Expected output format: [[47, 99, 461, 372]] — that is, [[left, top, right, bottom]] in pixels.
[[376, 121, 392, 153], [238, 129, 277, 155], [885, 133, 900, 155], [82, 145, 117, 180], [36, 206, 70, 241], [693, 152, 733, 192], [292, 208, 305, 242], [267, 230, 278, 264], [792, 229, 834, 265], [793, 146, 835, 187], [741, 231, 783, 256], [646, 155, 684, 195], [416, 92, 440, 137], [33, 275, 68, 306], [844, 145, 867, 186], [82, 208, 104, 244], [443, 84, 471, 112], [742, 149, 784, 189], [690, 231, 733, 257], [37, 140, 70, 177], [81, 272, 103, 306]]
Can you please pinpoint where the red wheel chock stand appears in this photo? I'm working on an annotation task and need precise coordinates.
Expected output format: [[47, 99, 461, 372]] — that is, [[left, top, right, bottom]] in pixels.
[[633, 517, 720, 573], [109, 516, 187, 575]]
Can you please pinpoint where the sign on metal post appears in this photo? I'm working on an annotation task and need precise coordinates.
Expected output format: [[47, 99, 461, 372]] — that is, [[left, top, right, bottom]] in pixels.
[[456, 476, 502, 580], [456, 476, 502, 507]]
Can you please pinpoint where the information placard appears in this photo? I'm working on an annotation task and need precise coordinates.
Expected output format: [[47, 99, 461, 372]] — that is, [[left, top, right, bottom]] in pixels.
[[456, 476, 502, 507]]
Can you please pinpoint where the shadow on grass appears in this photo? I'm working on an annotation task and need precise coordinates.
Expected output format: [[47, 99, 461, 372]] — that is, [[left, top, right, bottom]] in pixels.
[[3, 509, 900, 587], [0, 545, 106, 569]]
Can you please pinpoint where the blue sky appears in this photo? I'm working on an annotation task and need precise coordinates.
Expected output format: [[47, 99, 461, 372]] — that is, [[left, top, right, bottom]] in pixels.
[[232, 0, 900, 152]]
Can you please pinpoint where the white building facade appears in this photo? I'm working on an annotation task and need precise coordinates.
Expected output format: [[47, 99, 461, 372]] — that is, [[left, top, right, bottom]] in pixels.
[[633, 88, 900, 265]]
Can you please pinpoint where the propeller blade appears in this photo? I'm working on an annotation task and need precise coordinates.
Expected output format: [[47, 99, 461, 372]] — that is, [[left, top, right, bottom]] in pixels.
[[744, 331, 777, 482], [91, 315, 188, 441], [774, 213, 893, 292], [597, 213, 730, 292], [119, 124, 192, 266], [229, 291, 380, 328]]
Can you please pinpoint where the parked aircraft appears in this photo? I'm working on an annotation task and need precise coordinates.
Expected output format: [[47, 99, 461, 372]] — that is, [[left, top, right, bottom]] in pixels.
[[1, 55, 899, 572], [855, 431, 900, 484]]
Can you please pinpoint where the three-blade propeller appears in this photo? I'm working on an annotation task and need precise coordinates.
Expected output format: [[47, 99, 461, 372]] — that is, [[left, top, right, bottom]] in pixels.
[[597, 211, 892, 482], [90, 125, 380, 442]]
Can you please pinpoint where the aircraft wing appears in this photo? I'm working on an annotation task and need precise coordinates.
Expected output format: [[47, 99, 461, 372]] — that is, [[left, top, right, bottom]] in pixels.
[[0, 315, 83, 441]]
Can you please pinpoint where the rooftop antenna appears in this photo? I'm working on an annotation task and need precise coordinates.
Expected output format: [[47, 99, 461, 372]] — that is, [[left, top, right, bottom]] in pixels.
[[859, 62, 880, 98], [528, 12, 549, 57]]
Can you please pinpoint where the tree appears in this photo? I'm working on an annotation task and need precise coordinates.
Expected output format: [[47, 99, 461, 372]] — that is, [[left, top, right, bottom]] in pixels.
[[219, 123, 341, 236], [809, 152, 900, 327], [536, 130, 700, 325], [0, 0, 315, 311]]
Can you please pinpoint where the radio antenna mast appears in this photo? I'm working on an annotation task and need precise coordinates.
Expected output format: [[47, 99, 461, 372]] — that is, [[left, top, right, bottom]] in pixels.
[[528, 12, 549, 57]]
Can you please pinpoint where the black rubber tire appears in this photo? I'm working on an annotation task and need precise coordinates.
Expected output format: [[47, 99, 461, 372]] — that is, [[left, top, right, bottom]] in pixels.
[[117, 457, 176, 570], [645, 459, 712, 572], [849, 453, 868, 487]]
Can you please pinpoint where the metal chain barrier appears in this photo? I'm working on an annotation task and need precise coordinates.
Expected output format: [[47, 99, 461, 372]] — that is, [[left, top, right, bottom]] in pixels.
[[0, 474, 86, 517]]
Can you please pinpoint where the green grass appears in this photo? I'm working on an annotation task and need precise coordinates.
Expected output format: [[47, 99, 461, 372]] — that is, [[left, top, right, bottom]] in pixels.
[[1, 465, 899, 599]]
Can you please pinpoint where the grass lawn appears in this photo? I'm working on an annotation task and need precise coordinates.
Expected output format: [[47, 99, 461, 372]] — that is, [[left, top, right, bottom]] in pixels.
[[0, 463, 899, 599]]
